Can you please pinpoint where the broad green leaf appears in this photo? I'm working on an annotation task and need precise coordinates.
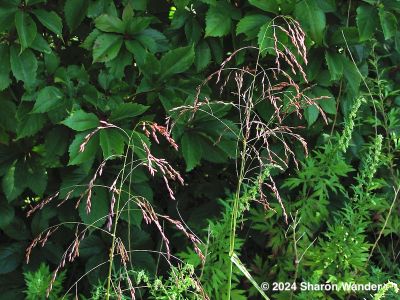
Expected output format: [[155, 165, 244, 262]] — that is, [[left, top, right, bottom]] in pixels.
[[10, 47, 37, 87], [181, 132, 203, 171], [32, 9, 63, 36], [236, 14, 271, 39], [294, 0, 326, 45], [136, 29, 169, 53], [160, 45, 194, 79], [62, 110, 99, 131], [205, 6, 231, 37], [185, 18, 202, 44], [30, 34, 51, 54], [15, 11, 37, 51], [196, 135, 228, 163], [0, 45, 11, 91], [0, 202, 14, 229], [87, 0, 113, 18], [44, 51, 60, 74], [68, 131, 99, 165], [93, 33, 123, 63], [341, 56, 361, 94], [82, 29, 101, 50], [110, 103, 149, 122], [195, 40, 211, 72], [325, 51, 343, 81], [2, 165, 23, 201], [379, 8, 397, 40], [122, 3, 134, 23], [313, 87, 336, 114], [64, 0, 88, 31], [119, 197, 143, 227], [15, 159, 47, 196], [125, 40, 146, 64], [356, 5, 378, 41], [126, 17, 152, 34], [32, 86, 63, 113], [105, 49, 132, 79], [304, 104, 319, 126], [248, 0, 278, 13], [0, 5, 18, 32], [0, 243, 24, 274], [136, 52, 160, 77], [78, 187, 108, 226], [95, 14, 125, 33], [99, 128, 125, 158], [16, 108, 46, 139], [330, 27, 360, 45], [59, 166, 89, 198], [45, 127, 69, 158], [257, 23, 274, 54]]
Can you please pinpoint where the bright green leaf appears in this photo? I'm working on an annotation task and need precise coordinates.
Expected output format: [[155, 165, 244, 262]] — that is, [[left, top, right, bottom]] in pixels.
[[64, 0, 88, 31], [160, 45, 194, 79], [126, 17, 152, 34], [341, 56, 361, 94], [379, 8, 397, 40], [181, 132, 203, 171], [105, 49, 132, 79], [10, 46, 38, 87], [99, 128, 125, 158], [258, 23, 274, 54], [62, 110, 99, 131], [2, 165, 23, 202], [78, 187, 108, 226], [92, 33, 123, 63], [33, 9, 63, 36], [16, 108, 46, 139], [15, 11, 37, 51], [125, 40, 146, 64], [325, 51, 343, 81], [248, 0, 278, 13], [237, 14, 271, 39], [304, 104, 320, 127], [294, 0, 326, 45], [205, 6, 231, 37], [110, 103, 149, 122], [68, 131, 99, 165], [0, 5, 18, 32], [313, 87, 336, 114], [356, 5, 378, 41], [30, 34, 51, 54], [32, 86, 63, 113], [95, 14, 125, 33]]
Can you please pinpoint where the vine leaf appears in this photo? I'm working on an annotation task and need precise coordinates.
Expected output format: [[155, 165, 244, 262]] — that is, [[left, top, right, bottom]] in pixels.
[[294, 0, 326, 45], [15, 11, 37, 51], [62, 110, 99, 131], [92, 33, 123, 63]]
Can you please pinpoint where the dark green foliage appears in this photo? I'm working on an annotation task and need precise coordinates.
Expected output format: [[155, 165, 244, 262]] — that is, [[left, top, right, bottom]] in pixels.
[[0, 0, 399, 299]]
